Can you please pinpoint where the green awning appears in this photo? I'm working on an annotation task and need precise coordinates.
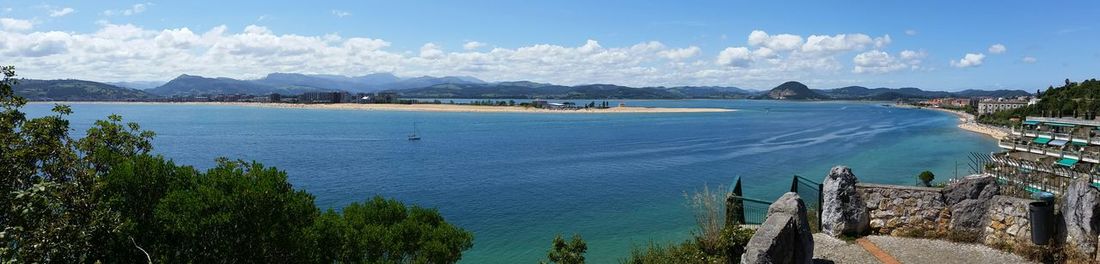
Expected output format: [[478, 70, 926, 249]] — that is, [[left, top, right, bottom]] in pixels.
[[1057, 158, 1079, 167], [1033, 137, 1053, 144], [1072, 141, 1089, 146], [1023, 121, 1039, 125], [1049, 123, 1077, 127]]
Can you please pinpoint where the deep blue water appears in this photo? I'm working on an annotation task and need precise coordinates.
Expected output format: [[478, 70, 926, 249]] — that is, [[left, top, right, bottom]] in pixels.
[[23, 100, 997, 263]]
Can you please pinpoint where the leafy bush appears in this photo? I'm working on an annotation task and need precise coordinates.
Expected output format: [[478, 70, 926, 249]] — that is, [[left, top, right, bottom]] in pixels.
[[618, 185, 756, 263], [544, 233, 588, 264], [918, 171, 935, 187], [0, 66, 474, 263]]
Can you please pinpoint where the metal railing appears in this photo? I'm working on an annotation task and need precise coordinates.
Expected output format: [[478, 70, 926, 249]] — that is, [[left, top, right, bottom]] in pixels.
[[725, 175, 823, 231]]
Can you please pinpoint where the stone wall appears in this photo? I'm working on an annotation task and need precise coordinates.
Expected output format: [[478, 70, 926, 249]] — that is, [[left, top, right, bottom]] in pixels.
[[981, 195, 1033, 249], [856, 183, 952, 236]]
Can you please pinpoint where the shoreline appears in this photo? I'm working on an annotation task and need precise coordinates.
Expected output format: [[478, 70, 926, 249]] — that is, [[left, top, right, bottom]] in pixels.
[[920, 106, 1008, 140], [29, 101, 734, 114]]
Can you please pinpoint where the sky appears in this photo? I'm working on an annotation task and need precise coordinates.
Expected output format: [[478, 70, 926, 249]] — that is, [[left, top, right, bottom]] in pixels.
[[0, 1, 1097, 91]]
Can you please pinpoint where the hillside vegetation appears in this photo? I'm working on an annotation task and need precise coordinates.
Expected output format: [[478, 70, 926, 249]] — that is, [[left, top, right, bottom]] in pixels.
[[13, 79, 154, 100], [979, 78, 1100, 126]]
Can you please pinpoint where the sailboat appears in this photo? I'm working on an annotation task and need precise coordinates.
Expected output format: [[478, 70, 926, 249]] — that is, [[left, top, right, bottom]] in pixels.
[[408, 122, 421, 141]]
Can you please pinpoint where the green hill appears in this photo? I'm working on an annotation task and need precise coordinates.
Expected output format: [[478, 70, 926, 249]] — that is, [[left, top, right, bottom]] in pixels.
[[978, 78, 1099, 126], [762, 81, 827, 100], [13, 79, 155, 101]]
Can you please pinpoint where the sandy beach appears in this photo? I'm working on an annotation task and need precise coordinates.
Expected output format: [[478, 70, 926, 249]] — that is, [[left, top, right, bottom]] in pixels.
[[34, 101, 734, 114], [923, 106, 1009, 140]]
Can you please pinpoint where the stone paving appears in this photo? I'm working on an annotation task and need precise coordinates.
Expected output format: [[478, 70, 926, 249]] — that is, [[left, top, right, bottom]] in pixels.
[[812, 234, 1036, 264]]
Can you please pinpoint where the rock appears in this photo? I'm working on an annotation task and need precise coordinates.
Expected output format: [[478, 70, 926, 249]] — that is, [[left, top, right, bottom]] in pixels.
[[821, 166, 870, 237], [942, 175, 1000, 232], [741, 192, 814, 264], [1062, 177, 1100, 257], [950, 199, 987, 232], [942, 175, 1000, 205]]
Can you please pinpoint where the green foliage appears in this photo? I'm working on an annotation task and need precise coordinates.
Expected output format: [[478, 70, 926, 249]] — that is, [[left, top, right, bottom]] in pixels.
[[618, 184, 756, 264], [318, 196, 475, 263], [918, 170, 935, 186], [11, 79, 154, 101], [978, 78, 1100, 125], [545, 233, 587, 264], [0, 66, 474, 263], [619, 226, 754, 264]]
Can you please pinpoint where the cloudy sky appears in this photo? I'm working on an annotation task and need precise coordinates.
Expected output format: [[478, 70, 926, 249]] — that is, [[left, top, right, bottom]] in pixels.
[[0, 1, 1097, 91]]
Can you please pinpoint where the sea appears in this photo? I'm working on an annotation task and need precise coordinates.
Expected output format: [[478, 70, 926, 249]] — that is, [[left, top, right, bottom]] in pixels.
[[22, 100, 998, 263]]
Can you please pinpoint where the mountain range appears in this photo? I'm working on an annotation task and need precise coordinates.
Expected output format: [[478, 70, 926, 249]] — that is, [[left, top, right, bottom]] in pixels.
[[11, 73, 1032, 101], [11, 79, 155, 101], [141, 73, 487, 97], [752, 81, 1030, 100]]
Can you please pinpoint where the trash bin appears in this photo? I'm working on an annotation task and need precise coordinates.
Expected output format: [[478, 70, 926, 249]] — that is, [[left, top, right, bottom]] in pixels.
[[1033, 191, 1056, 204], [1029, 200, 1054, 245]]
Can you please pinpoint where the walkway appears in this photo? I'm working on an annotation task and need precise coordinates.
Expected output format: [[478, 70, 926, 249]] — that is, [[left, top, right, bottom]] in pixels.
[[812, 234, 1036, 264]]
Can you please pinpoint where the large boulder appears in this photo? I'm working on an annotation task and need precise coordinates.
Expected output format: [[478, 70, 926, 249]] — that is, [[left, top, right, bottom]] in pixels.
[[741, 192, 814, 264], [942, 175, 1000, 232], [820, 166, 869, 237], [1062, 177, 1100, 257]]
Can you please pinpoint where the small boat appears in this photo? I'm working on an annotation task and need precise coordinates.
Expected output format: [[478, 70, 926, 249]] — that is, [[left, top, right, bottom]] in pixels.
[[408, 122, 421, 141]]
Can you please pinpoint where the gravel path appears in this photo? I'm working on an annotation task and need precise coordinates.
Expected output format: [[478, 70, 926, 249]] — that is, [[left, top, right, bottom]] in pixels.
[[812, 233, 878, 263], [865, 235, 1036, 264], [812, 234, 1035, 264]]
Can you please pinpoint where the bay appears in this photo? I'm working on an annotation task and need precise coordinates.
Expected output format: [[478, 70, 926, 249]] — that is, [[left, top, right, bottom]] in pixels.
[[22, 100, 998, 263]]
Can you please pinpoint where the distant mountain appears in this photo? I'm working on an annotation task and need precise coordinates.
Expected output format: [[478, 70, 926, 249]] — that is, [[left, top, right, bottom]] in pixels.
[[815, 86, 949, 100], [810, 86, 1030, 100], [953, 89, 1032, 98], [391, 83, 754, 99], [666, 86, 755, 99], [349, 73, 401, 86], [253, 73, 369, 93], [383, 76, 486, 90], [150, 74, 300, 96], [762, 81, 826, 100], [107, 80, 166, 90], [14, 79, 155, 101]]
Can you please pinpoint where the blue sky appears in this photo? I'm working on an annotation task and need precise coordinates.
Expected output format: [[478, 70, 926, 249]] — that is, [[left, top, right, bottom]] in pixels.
[[0, 0, 1097, 91]]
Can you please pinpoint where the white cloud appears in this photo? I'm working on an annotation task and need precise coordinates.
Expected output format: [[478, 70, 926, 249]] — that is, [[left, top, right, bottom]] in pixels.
[[716, 47, 752, 67], [104, 3, 150, 16], [951, 53, 985, 68], [904, 29, 918, 36], [0, 25, 926, 88], [463, 41, 485, 50], [154, 28, 200, 49], [419, 43, 444, 59], [747, 30, 803, 51], [1022, 56, 1037, 63], [874, 35, 891, 48], [898, 49, 927, 64], [801, 33, 889, 53], [851, 50, 923, 74], [577, 39, 602, 53], [988, 44, 1006, 54], [0, 18, 33, 32], [331, 10, 350, 18], [657, 46, 700, 60], [49, 7, 75, 17]]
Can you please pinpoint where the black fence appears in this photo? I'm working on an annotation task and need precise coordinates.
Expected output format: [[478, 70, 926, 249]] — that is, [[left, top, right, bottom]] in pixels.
[[726, 175, 823, 231]]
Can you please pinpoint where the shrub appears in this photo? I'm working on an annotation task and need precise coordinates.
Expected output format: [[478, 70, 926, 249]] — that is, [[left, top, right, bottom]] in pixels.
[[918, 171, 935, 187], [544, 233, 587, 264]]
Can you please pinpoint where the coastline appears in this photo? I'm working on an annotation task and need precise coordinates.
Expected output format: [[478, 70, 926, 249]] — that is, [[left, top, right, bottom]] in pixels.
[[921, 106, 1008, 140], [29, 101, 734, 114]]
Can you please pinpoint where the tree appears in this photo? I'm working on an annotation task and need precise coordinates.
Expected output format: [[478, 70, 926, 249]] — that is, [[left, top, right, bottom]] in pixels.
[[918, 170, 935, 187], [545, 233, 587, 264], [1, 66, 475, 263]]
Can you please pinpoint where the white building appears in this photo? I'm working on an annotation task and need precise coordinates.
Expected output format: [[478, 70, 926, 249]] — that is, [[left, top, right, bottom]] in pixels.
[[978, 99, 1029, 115]]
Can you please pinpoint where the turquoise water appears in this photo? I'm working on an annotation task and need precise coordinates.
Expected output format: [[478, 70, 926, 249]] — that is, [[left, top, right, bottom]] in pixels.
[[23, 100, 997, 263]]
